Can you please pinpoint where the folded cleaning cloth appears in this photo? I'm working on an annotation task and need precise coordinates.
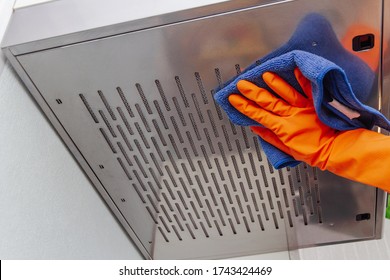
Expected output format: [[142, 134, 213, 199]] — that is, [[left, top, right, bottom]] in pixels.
[[214, 13, 389, 169]]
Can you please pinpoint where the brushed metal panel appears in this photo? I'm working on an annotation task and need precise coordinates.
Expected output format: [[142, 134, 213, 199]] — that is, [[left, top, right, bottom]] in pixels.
[[1, 0, 290, 54], [16, 0, 383, 259]]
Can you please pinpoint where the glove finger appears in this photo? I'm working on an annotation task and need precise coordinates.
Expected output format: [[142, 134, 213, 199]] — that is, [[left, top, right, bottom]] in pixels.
[[262, 72, 309, 108], [250, 126, 293, 156], [236, 80, 294, 116], [228, 94, 282, 130], [294, 68, 313, 100]]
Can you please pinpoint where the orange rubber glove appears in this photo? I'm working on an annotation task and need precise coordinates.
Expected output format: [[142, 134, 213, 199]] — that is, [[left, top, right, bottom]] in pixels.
[[228, 68, 390, 192]]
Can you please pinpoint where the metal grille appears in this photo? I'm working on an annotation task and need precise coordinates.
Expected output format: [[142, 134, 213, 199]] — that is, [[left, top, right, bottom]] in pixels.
[[79, 68, 323, 243]]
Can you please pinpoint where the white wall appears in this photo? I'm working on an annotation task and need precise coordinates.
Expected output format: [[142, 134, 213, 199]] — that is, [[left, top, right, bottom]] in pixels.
[[0, 0, 14, 74]]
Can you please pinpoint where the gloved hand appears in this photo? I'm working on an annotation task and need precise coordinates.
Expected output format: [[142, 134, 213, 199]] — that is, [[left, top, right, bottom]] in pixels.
[[228, 68, 390, 192]]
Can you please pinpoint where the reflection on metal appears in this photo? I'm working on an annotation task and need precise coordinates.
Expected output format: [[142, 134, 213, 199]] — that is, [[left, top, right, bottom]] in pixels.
[[2, 0, 387, 259]]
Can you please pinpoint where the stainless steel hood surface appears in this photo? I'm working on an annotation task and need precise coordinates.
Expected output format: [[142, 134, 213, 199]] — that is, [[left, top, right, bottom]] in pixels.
[[2, 0, 387, 259]]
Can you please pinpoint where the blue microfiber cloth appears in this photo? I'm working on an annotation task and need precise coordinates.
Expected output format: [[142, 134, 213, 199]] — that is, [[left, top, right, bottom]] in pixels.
[[214, 14, 389, 169]]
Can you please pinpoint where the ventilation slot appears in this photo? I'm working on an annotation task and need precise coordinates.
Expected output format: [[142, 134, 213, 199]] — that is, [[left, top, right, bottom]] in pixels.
[[135, 104, 151, 132], [98, 90, 116, 120], [117, 107, 134, 135], [191, 93, 205, 123], [199, 222, 210, 238], [193, 72, 208, 104], [134, 122, 150, 148], [99, 110, 116, 137], [135, 83, 153, 114], [99, 128, 116, 153], [117, 157, 131, 180], [117, 142, 132, 167], [117, 125, 133, 151], [79, 94, 99, 123], [155, 80, 171, 111], [172, 97, 187, 126]]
